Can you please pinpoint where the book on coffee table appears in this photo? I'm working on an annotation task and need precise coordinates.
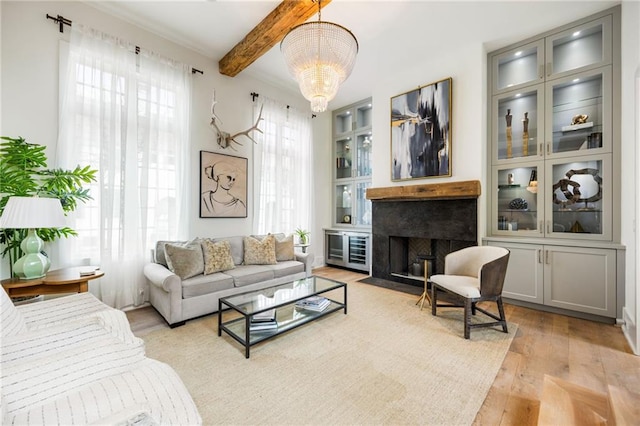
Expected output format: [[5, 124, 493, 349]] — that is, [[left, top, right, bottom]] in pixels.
[[251, 309, 276, 323], [295, 296, 330, 312]]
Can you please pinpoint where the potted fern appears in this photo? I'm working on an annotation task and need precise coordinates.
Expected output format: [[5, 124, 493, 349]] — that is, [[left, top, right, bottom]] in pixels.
[[0, 136, 97, 277]]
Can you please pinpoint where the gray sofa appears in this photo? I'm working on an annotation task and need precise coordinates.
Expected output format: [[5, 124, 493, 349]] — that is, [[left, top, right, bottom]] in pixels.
[[143, 234, 313, 327]]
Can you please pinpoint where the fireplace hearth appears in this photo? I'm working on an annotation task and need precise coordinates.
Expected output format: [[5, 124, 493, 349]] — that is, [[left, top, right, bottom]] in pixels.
[[366, 181, 480, 288]]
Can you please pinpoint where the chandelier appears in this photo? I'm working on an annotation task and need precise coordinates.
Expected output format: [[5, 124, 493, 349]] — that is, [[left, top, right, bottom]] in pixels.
[[280, 0, 358, 113]]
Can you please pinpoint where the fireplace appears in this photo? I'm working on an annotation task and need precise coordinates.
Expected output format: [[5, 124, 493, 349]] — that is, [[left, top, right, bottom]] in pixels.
[[367, 181, 480, 288]]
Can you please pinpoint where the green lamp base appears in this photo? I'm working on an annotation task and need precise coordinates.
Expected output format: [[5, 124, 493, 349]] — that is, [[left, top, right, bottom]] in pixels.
[[13, 229, 51, 280]]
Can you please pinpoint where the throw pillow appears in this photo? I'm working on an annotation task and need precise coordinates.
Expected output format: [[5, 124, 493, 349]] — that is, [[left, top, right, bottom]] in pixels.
[[243, 235, 277, 265], [155, 240, 185, 267], [275, 234, 295, 261], [201, 239, 235, 275], [164, 240, 204, 280]]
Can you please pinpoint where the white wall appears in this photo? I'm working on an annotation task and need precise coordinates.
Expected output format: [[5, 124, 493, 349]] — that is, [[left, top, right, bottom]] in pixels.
[[0, 1, 311, 277]]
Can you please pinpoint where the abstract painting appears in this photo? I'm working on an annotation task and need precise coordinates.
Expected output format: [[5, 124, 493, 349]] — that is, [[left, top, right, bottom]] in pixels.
[[200, 151, 248, 218], [390, 77, 452, 180]]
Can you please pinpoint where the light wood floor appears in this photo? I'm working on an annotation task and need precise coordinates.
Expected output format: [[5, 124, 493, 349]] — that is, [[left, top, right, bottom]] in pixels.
[[127, 266, 640, 425]]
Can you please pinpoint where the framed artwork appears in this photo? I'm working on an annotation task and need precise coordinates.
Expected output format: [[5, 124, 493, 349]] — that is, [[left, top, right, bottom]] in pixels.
[[200, 151, 248, 218], [390, 77, 452, 181]]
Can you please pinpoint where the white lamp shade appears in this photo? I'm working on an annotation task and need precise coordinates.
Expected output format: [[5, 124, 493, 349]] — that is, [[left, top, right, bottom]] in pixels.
[[0, 196, 67, 229]]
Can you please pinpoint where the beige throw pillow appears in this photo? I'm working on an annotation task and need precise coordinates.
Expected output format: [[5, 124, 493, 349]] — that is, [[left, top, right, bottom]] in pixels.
[[275, 234, 295, 261], [243, 235, 277, 265], [165, 240, 204, 280], [201, 239, 235, 274]]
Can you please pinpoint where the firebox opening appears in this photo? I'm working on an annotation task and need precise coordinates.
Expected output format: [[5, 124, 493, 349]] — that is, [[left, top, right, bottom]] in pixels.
[[389, 237, 454, 286]]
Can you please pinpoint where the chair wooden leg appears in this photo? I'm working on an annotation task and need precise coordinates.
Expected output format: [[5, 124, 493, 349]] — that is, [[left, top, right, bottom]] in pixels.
[[464, 299, 472, 339], [497, 297, 508, 334]]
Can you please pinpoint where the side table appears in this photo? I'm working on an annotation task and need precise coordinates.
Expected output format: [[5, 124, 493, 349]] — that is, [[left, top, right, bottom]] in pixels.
[[1, 267, 104, 299], [294, 243, 310, 253]]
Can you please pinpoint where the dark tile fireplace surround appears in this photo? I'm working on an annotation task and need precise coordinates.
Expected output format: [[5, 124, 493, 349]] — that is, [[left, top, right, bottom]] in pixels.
[[367, 181, 480, 288]]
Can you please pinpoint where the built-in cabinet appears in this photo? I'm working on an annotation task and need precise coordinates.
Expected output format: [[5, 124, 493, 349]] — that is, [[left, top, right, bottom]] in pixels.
[[332, 98, 373, 227], [324, 229, 371, 272], [326, 98, 373, 272], [487, 241, 616, 318], [484, 6, 623, 321]]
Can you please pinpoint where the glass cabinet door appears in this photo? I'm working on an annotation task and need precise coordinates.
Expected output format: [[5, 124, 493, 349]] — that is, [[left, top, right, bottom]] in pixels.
[[492, 40, 544, 93], [546, 16, 611, 79], [326, 232, 344, 263], [335, 136, 353, 179], [334, 108, 354, 136], [354, 181, 372, 226], [493, 163, 543, 236], [335, 183, 353, 225], [546, 155, 611, 240], [354, 101, 373, 131], [493, 85, 544, 162], [356, 131, 372, 177], [546, 67, 611, 158]]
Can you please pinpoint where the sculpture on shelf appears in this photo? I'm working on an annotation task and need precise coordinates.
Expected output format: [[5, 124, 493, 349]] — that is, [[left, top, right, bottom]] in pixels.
[[505, 109, 513, 159], [571, 114, 589, 125], [522, 112, 529, 157], [552, 178, 581, 211], [209, 90, 264, 150], [565, 168, 602, 210]]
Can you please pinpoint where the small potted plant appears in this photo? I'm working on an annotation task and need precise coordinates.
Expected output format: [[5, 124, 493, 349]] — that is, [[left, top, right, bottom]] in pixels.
[[295, 228, 310, 245]]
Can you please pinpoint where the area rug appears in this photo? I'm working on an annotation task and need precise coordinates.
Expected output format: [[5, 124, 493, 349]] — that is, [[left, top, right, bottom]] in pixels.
[[141, 281, 516, 425]]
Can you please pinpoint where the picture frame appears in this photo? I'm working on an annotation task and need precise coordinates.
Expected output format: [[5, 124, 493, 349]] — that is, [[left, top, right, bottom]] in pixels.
[[200, 151, 248, 218], [390, 77, 452, 181]]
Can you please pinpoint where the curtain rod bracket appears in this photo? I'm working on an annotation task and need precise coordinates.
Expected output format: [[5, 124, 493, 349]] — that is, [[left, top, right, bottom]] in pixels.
[[46, 14, 72, 33]]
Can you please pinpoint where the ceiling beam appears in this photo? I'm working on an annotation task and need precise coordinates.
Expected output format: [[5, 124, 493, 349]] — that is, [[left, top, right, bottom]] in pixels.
[[218, 0, 332, 77]]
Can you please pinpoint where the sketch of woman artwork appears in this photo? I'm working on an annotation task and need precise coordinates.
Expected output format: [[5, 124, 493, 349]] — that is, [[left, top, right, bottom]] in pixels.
[[200, 151, 248, 218]]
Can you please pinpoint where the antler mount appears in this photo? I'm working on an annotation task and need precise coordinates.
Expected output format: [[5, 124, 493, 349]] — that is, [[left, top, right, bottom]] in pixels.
[[210, 90, 263, 150]]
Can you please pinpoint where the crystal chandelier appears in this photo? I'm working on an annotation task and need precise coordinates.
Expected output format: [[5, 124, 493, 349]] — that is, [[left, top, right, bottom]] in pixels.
[[280, 0, 358, 113]]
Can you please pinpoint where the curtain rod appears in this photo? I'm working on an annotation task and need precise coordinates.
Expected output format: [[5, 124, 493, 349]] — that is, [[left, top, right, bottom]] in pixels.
[[249, 92, 316, 118], [46, 13, 204, 75]]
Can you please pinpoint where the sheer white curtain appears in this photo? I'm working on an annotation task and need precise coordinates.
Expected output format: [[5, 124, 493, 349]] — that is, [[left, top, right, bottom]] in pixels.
[[57, 24, 191, 309], [253, 97, 313, 236]]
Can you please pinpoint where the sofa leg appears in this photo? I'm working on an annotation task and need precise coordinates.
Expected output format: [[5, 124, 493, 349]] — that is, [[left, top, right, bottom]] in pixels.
[[169, 321, 186, 328]]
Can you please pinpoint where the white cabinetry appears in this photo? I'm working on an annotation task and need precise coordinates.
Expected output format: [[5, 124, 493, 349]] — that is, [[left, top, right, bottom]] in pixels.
[[485, 7, 622, 320], [487, 241, 616, 318], [332, 98, 372, 227]]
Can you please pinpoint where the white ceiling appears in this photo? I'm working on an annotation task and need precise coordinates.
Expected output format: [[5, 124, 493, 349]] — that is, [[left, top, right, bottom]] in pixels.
[[88, 0, 619, 108]]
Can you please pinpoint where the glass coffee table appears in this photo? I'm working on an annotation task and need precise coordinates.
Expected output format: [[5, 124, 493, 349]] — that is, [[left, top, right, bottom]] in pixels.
[[218, 276, 347, 358]]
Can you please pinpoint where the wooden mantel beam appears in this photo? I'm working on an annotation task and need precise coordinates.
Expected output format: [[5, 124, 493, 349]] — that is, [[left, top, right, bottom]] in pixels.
[[366, 181, 481, 201], [219, 0, 332, 77]]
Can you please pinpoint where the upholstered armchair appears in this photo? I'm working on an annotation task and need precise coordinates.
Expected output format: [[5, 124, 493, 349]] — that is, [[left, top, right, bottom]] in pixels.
[[430, 246, 510, 339]]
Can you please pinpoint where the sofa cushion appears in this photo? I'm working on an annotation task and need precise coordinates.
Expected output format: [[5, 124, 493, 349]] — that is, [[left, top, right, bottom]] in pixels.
[[275, 234, 295, 261], [269, 260, 305, 278], [155, 240, 185, 267], [224, 265, 275, 287], [182, 273, 234, 298], [0, 287, 28, 339], [201, 239, 235, 275], [243, 235, 277, 265], [213, 236, 244, 266], [164, 240, 204, 280]]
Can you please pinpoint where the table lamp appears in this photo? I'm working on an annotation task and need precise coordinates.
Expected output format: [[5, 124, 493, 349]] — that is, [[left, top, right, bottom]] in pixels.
[[0, 196, 67, 279]]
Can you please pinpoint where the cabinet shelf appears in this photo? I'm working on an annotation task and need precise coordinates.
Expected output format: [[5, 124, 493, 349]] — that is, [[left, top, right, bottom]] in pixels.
[[561, 122, 594, 132]]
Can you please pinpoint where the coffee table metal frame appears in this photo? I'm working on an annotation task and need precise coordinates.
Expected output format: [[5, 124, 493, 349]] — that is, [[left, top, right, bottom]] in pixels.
[[218, 276, 347, 358]]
